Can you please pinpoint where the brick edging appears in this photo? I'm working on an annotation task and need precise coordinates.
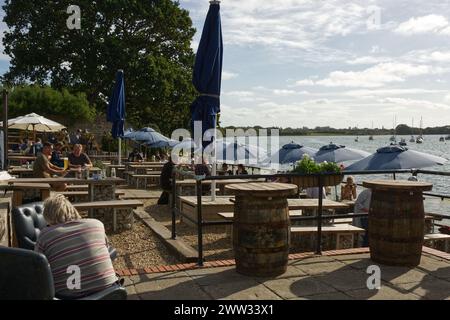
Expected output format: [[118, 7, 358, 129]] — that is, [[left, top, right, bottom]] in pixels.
[[116, 247, 372, 276]]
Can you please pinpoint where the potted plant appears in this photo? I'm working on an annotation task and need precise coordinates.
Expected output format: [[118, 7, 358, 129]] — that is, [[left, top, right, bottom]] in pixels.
[[291, 155, 343, 188]]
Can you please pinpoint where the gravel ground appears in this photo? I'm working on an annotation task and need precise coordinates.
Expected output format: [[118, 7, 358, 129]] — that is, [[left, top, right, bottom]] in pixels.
[[108, 218, 179, 270], [110, 199, 334, 269], [144, 200, 235, 261]]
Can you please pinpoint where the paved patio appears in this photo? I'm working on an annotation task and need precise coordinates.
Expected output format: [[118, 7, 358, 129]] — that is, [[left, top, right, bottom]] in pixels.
[[122, 251, 450, 300]]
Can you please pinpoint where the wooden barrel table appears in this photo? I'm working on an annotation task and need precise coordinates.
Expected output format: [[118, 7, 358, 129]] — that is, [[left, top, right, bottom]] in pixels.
[[363, 180, 433, 267], [225, 182, 298, 277]]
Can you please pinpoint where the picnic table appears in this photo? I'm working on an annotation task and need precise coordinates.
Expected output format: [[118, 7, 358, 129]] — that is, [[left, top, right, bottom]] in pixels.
[[8, 167, 102, 178], [178, 195, 351, 226], [8, 156, 37, 165], [6, 177, 132, 232], [10, 183, 51, 207]]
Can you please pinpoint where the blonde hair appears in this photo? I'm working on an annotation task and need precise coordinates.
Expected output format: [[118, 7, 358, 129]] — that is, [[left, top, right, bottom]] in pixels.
[[44, 195, 81, 225]]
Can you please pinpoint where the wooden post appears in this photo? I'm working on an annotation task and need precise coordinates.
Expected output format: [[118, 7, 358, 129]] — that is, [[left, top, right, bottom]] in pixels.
[[2, 89, 8, 170]]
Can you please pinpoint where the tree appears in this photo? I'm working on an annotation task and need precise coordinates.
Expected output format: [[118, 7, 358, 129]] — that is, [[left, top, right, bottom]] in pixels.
[[2, 0, 197, 136], [8, 85, 94, 123]]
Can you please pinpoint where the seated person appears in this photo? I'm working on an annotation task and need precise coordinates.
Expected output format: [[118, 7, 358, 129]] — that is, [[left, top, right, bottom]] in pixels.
[[50, 142, 65, 168], [305, 187, 327, 199], [341, 176, 357, 201], [158, 157, 175, 205], [236, 164, 248, 175], [19, 139, 29, 151], [35, 195, 119, 299], [353, 188, 372, 247], [68, 144, 93, 168], [29, 138, 44, 156], [128, 148, 144, 162], [33, 142, 68, 191], [221, 163, 233, 176], [195, 159, 211, 195], [47, 133, 58, 145]]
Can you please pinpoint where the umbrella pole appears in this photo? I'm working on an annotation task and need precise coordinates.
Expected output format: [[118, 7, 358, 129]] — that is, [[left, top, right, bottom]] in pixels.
[[118, 138, 122, 165], [211, 116, 217, 201], [2, 89, 8, 170]]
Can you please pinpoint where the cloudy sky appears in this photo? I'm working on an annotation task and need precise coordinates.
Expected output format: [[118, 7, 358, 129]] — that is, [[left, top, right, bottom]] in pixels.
[[1, 0, 450, 129]]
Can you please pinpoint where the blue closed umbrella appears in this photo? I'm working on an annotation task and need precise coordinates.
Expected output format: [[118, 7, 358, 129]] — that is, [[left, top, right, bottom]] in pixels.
[[124, 128, 177, 148], [314, 143, 370, 163], [190, 1, 223, 148], [107, 70, 126, 164], [345, 145, 447, 171], [271, 143, 318, 164], [107, 70, 126, 138]]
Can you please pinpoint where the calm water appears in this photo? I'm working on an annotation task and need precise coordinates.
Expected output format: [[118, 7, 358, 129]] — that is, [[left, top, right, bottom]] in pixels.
[[277, 135, 450, 220]]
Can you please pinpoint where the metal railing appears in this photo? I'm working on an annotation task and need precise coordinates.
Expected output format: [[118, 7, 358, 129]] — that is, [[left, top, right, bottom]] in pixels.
[[170, 168, 450, 266]]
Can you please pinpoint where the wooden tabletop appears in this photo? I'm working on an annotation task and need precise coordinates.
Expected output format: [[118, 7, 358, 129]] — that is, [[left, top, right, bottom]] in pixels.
[[226, 182, 298, 197], [176, 179, 264, 186], [124, 162, 165, 165], [10, 183, 51, 190], [179, 196, 348, 210], [6, 177, 126, 185], [129, 164, 164, 168], [9, 167, 102, 173], [287, 199, 350, 210], [363, 180, 433, 192], [8, 156, 37, 161], [73, 200, 143, 210]]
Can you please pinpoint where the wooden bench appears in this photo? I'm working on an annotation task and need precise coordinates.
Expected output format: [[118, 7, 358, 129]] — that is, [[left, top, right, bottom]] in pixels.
[[66, 185, 89, 191], [217, 210, 303, 221], [56, 190, 126, 201], [291, 224, 366, 249], [73, 200, 144, 232], [130, 174, 160, 189], [424, 233, 450, 252]]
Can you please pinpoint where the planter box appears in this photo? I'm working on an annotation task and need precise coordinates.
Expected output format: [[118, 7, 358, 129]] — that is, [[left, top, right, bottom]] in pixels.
[[292, 174, 343, 189]]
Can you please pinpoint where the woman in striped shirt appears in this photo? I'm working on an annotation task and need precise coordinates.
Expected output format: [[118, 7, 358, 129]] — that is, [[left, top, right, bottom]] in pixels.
[[35, 195, 118, 299]]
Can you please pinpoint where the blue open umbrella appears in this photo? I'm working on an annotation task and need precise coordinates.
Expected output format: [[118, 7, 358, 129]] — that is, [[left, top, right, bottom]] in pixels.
[[190, 1, 223, 148], [314, 143, 370, 163], [270, 142, 318, 164], [203, 139, 267, 164], [107, 70, 126, 164], [123, 128, 177, 148], [345, 145, 447, 171]]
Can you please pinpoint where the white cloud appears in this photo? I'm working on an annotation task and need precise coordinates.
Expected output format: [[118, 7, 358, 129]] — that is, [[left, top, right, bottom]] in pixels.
[[445, 94, 450, 103], [343, 88, 446, 98], [303, 63, 438, 88], [395, 15, 450, 35], [380, 97, 450, 110], [293, 79, 315, 86], [225, 91, 254, 97], [346, 56, 391, 65], [222, 71, 239, 80], [272, 89, 297, 96]]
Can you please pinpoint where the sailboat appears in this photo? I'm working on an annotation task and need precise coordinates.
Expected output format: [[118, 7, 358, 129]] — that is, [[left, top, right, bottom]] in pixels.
[[369, 121, 374, 141], [390, 115, 397, 143], [399, 138, 407, 146], [409, 118, 415, 142], [416, 116, 424, 144]]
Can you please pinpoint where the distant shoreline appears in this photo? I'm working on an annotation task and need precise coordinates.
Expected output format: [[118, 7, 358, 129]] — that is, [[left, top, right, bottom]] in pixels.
[[222, 125, 450, 137]]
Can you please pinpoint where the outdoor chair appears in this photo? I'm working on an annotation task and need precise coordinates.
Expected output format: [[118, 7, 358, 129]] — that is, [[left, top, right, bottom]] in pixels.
[[0, 246, 127, 300], [12, 202, 117, 260]]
